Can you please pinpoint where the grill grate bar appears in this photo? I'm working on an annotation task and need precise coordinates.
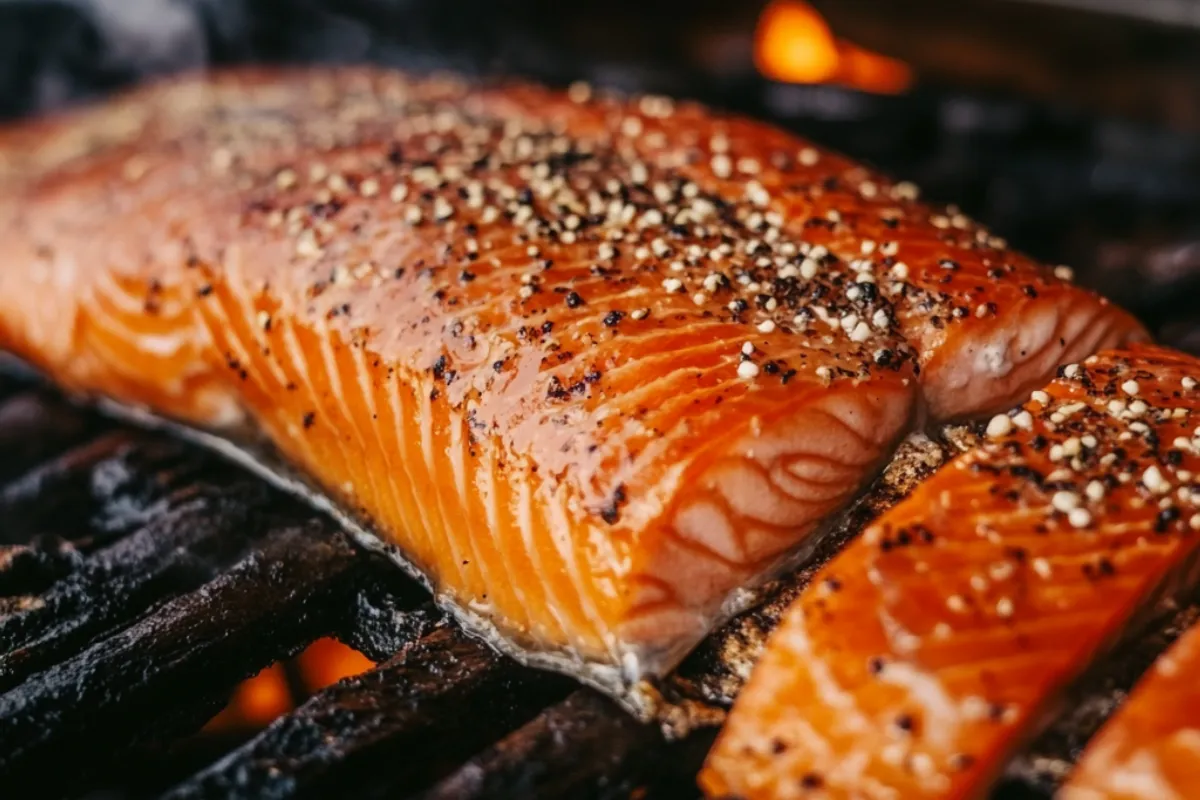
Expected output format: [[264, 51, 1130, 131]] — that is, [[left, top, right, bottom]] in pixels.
[[0, 430, 221, 547], [0, 389, 105, 483], [0, 522, 395, 796], [0, 430, 202, 604], [164, 622, 572, 800], [422, 689, 713, 800], [0, 479, 284, 691]]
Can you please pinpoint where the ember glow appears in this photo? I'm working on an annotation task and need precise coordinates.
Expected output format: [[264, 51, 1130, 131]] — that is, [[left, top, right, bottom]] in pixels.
[[754, 0, 913, 94], [296, 636, 377, 693], [203, 663, 293, 732], [204, 638, 376, 732]]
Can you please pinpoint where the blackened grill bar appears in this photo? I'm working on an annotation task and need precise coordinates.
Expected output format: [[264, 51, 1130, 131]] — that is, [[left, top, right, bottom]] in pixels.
[[166, 624, 572, 800], [0, 378, 708, 800], [421, 690, 718, 800]]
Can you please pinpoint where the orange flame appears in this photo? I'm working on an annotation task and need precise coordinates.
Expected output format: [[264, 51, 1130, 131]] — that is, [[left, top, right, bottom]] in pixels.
[[295, 637, 377, 693], [203, 663, 293, 732], [203, 638, 376, 733], [754, 0, 913, 95]]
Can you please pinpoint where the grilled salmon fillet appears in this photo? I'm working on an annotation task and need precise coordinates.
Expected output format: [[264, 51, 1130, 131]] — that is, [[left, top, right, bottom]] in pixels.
[[0, 68, 1140, 692], [1061, 619, 1200, 800], [702, 344, 1200, 799]]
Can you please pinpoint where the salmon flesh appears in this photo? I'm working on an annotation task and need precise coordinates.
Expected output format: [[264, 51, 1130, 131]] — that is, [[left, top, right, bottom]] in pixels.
[[0, 68, 1144, 702], [1062, 611, 1200, 800], [702, 344, 1200, 798]]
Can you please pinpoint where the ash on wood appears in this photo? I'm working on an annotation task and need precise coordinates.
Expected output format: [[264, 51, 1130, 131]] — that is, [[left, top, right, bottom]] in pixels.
[[166, 623, 572, 800], [423, 689, 715, 800]]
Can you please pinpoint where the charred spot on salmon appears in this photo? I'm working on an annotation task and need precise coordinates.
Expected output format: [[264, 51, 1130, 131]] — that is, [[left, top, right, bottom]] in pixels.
[[599, 484, 628, 524], [302, 412, 316, 429], [545, 376, 569, 401], [950, 754, 976, 771], [602, 310, 624, 327]]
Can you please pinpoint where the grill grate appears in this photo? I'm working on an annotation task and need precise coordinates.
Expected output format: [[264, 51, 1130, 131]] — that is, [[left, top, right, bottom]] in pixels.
[[422, 690, 717, 800], [0, 378, 707, 800], [166, 624, 572, 800]]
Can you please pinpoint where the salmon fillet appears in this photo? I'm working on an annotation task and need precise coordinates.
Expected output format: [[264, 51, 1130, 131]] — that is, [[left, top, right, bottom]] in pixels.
[[701, 344, 1200, 798], [1061, 619, 1200, 800], [0, 68, 1139, 694]]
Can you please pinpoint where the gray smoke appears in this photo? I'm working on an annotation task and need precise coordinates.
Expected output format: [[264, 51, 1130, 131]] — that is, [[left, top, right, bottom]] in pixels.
[[0, 0, 701, 120], [65, 0, 209, 74], [0, 0, 242, 117]]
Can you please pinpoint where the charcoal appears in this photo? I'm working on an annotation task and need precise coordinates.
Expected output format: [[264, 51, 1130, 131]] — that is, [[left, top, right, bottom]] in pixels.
[[164, 623, 571, 800], [423, 689, 713, 800], [0, 523, 402, 796]]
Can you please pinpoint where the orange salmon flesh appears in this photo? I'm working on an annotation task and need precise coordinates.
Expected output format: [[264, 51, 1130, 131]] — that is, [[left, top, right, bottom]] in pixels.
[[0, 68, 1145, 696], [702, 344, 1200, 799], [1062, 611, 1200, 800]]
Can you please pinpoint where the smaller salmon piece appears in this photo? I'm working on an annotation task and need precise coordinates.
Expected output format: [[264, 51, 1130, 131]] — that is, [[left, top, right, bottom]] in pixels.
[[701, 344, 1200, 799], [1061, 620, 1200, 800]]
